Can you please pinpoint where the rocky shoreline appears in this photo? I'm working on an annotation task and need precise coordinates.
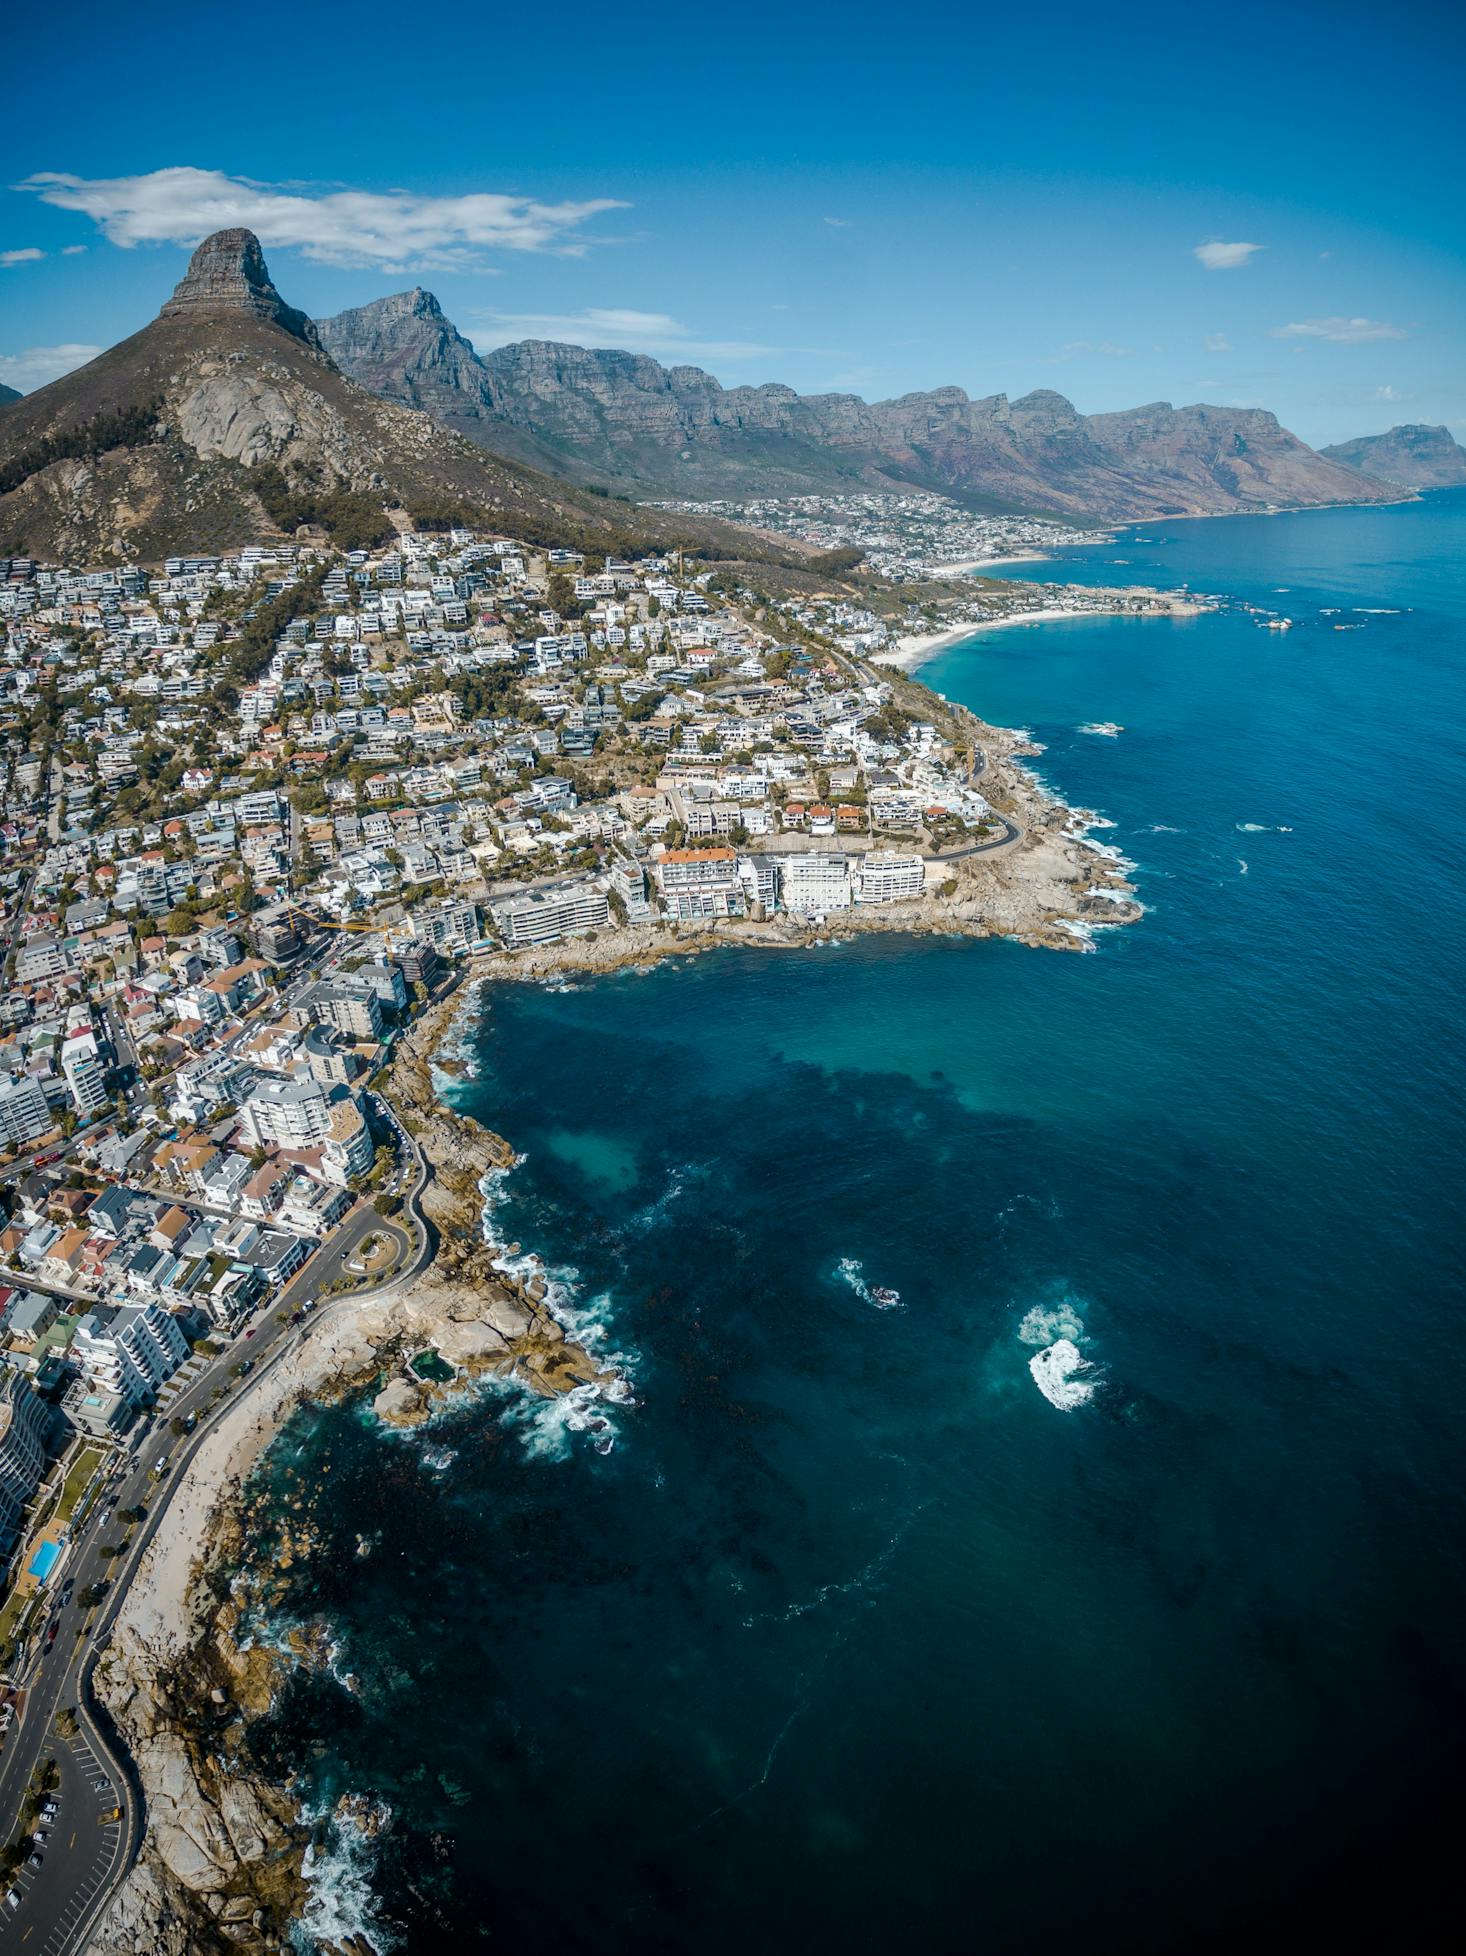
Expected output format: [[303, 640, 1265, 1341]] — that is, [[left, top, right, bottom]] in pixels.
[[89, 999, 620, 1956], [85, 691, 1133, 1954], [471, 712, 1140, 989]]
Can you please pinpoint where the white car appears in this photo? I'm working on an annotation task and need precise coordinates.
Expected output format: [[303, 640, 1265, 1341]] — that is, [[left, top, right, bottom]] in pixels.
[[5, 1888, 19, 1910]]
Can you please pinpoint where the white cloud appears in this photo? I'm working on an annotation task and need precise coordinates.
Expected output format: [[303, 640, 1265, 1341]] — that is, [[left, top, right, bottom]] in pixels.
[[1193, 241, 1263, 271], [0, 248, 45, 267], [472, 307, 792, 365], [823, 216, 853, 228], [1052, 340, 1134, 360], [1204, 332, 1232, 353], [0, 342, 103, 391], [15, 166, 628, 271], [1272, 316, 1408, 343], [61, 244, 87, 255], [1373, 384, 1408, 402]]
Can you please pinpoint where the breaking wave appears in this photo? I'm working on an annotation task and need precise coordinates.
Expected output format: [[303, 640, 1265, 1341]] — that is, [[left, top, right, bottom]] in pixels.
[[294, 1796, 396, 1955], [1029, 1338, 1098, 1411], [475, 1159, 639, 1458], [1017, 1292, 1102, 1410]]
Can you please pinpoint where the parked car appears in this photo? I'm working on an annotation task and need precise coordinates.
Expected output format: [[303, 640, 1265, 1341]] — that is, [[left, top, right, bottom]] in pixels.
[[4, 1888, 19, 1910]]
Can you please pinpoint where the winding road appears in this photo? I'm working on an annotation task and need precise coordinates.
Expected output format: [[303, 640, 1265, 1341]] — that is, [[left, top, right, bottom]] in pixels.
[[0, 1097, 433, 1954]]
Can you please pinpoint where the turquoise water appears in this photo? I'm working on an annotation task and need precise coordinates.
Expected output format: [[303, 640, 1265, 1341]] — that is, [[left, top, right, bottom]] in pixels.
[[246, 492, 1465, 1953]]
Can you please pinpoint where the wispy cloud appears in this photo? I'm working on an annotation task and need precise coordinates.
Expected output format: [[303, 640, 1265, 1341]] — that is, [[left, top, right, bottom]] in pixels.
[[0, 342, 103, 391], [1204, 332, 1232, 353], [1052, 340, 1134, 360], [471, 306, 797, 365], [1193, 241, 1263, 271], [61, 244, 87, 256], [15, 167, 628, 271], [1373, 384, 1409, 402], [823, 216, 853, 229], [1272, 316, 1408, 343], [0, 247, 45, 267]]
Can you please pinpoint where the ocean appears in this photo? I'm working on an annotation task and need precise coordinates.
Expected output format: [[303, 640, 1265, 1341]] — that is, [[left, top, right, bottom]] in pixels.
[[240, 491, 1466, 1954]]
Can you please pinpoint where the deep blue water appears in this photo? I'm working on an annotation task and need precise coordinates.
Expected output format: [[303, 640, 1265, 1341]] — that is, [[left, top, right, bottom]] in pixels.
[[245, 492, 1466, 1954]]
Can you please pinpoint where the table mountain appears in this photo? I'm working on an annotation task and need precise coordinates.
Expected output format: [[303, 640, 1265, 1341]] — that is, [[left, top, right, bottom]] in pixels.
[[1319, 424, 1466, 490], [319, 289, 1397, 520], [0, 232, 784, 566]]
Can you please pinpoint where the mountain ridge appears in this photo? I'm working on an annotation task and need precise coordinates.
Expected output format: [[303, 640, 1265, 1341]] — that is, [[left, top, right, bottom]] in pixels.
[[0, 234, 799, 567], [318, 291, 1401, 521], [1319, 424, 1466, 490]]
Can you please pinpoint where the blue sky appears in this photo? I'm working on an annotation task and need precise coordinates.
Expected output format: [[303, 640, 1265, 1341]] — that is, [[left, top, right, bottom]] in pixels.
[[2, 0, 1462, 447]]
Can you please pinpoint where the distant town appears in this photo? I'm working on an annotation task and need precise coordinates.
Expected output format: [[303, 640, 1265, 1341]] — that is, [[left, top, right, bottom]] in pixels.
[[652, 488, 1113, 583]]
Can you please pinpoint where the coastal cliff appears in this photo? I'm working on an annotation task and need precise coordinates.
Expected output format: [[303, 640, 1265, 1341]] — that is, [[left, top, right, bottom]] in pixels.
[[89, 997, 617, 1956]]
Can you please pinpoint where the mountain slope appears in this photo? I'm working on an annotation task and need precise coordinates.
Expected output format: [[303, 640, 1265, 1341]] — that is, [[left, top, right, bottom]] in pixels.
[[1319, 424, 1466, 490], [0, 383, 20, 408], [0, 232, 788, 566], [319, 290, 1399, 520]]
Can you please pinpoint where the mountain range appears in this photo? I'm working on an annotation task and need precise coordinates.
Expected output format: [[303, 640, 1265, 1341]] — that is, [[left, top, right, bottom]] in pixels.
[[0, 233, 781, 567], [0, 235, 1417, 565], [1319, 424, 1466, 490], [316, 287, 1397, 521]]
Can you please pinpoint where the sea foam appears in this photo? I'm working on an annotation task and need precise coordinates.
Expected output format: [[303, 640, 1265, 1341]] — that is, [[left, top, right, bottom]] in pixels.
[[1028, 1338, 1098, 1411], [294, 1797, 396, 1956]]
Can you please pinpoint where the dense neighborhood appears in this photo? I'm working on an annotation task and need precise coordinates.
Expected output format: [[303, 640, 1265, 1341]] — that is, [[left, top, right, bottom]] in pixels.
[[0, 514, 1019, 1657]]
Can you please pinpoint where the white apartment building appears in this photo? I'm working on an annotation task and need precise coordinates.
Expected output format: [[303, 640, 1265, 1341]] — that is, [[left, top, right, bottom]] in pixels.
[[61, 1030, 111, 1116], [0, 1075, 53, 1148], [71, 1299, 190, 1408], [492, 884, 609, 950], [654, 848, 745, 922], [855, 852, 927, 904], [781, 853, 854, 914], [239, 1075, 334, 1149], [324, 1098, 374, 1185]]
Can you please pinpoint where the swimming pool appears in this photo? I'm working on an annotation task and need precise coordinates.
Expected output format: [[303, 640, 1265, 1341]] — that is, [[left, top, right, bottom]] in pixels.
[[27, 1540, 61, 1585]]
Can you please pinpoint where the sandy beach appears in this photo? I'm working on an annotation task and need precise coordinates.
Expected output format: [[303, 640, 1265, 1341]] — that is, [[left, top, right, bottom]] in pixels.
[[877, 591, 1209, 672]]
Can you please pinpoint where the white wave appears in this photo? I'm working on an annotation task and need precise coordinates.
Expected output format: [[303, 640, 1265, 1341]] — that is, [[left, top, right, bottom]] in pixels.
[[1076, 722, 1124, 737], [1236, 822, 1268, 832], [1238, 859, 1249, 874], [1029, 1338, 1098, 1411], [1017, 1299, 1085, 1346], [493, 1377, 622, 1459], [1138, 823, 1183, 834], [476, 1159, 639, 1457], [1354, 608, 1399, 614], [421, 1446, 458, 1474], [1054, 920, 1097, 949], [294, 1797, 396, 1955], [835, 1257, 904, 1309]]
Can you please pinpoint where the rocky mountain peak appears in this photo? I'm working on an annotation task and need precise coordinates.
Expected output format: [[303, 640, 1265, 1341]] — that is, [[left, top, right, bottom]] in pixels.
[[159, 228, 325, 351]]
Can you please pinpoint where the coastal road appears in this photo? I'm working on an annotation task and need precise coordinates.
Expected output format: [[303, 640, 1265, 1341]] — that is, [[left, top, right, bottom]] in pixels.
[[0, 1150, 437, 1955]]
